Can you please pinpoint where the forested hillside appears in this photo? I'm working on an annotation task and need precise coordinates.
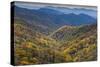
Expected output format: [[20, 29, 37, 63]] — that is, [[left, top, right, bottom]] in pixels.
[[14, 18, 97, 65]]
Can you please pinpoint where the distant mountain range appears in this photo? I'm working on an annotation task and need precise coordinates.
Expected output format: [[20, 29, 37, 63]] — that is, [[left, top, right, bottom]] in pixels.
[[13, 5, 97, 35], [14, 6, 96, 26], [44, 6, 97, 18]]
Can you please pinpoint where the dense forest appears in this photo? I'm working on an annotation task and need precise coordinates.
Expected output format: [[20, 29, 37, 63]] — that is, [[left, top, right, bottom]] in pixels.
[[13, 3, 97, 65], [14, 19, 97, 65]]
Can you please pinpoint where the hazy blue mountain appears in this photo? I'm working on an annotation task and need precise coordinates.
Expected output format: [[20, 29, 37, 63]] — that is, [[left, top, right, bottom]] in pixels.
[[14, 5, 96, 35], [45, 6, 97, 18]]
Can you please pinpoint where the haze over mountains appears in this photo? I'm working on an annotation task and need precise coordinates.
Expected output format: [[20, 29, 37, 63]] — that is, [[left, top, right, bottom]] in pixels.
[[13, 3, 97, 65], [14, 5, 96, 26], [14, 5, 97, 35]]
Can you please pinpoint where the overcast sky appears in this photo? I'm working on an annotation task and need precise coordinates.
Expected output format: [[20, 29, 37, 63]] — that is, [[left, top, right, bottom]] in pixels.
[[14, 1, 97, 10], [14, 1, 97, 18]]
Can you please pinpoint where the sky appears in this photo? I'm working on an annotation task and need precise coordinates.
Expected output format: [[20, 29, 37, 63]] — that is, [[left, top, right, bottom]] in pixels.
[[14, 1, 97, 18], [14, 1, 97, 10]]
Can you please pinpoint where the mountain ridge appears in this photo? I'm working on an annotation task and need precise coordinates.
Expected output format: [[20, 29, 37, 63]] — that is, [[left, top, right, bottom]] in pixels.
[[14, 5, 96, 26]]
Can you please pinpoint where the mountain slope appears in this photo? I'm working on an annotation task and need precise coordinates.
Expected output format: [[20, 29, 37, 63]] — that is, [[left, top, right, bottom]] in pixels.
[[50, 23, 97, 42], [14, 19, 65, 65], [53, 23, 97, 61], [49, 25, 78, 42], [14, 18, 97, 65]]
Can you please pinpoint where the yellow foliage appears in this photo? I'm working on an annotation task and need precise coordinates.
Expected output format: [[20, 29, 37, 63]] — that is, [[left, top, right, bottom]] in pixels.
[[26, 42, 33, 48], [19, 60, 29, 65], [15, 48, 26, 56], [40, 38, 48, 44], [31, 58, 39, 64]]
